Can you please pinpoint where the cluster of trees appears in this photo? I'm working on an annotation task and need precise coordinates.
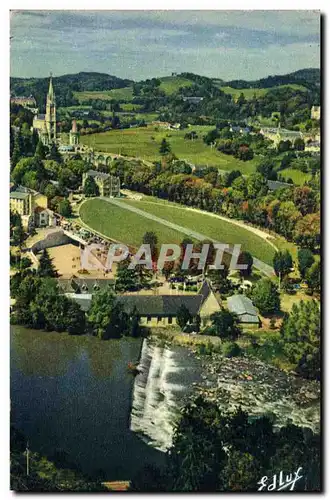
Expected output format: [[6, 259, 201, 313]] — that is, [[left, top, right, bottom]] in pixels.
[[11, 271, 86, 334], [11, 138, 92, 213], [280, 300, 320, 380], [251, 278, 281, 316], [130, 397, 320, 492], [87, 289, 141, 340], [10, 250, 143, 340]]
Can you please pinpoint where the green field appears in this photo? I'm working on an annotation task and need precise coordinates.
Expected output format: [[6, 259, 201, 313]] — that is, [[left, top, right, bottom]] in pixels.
[[79, 198, 189, 247], [74, 86, 134, 102], [280, 168, 312, 185], [80, 125, 258, 173], [80, 197, 276, 265], [122, 198, 276, 265], [159, 76, 193, 94]]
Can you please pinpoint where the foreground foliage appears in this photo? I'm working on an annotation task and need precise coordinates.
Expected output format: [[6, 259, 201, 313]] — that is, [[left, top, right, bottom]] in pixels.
[[130, 397, 320, 492]]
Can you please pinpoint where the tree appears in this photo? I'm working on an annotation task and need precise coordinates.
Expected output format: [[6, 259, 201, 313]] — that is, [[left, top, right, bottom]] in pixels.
[[306, 261, 320, 295], [38, 249, 57, 277], [210, 309, 241, 340], [280, 300, 320, 380], [203, 128, 220, 145], [298, 249, 315, 279], [235, 145, 254, 162], [273, 250, 293, 278], [130, 306, 140, 337], [252, 278, 280, 316], [177, 304, 192, 330], [293, 212, 320, 250], [83, 176, 100, 197], [48, 143, 62, 163], [35, 140, 47, 160], [142, 231, 158, 262], [11, 216, 25, 248], [159, 138, 171, 155], [294, 137, 305, 151], [115, 260, 139, 292], [256, 159, 277, 179], [57, 199, 72, 217], [246, 173, 268, 199], [87, 289, 130, 340], [11, 133, 23, 168], [237, 251, 253, 277]]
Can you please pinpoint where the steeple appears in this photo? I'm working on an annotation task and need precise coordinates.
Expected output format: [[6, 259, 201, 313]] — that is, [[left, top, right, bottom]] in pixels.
[[47, 72, 55, 101], [45, 72, 56, 143]]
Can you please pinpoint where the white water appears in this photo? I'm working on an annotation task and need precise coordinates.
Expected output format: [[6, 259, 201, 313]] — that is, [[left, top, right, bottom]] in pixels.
[[130, 340, 200, 452]]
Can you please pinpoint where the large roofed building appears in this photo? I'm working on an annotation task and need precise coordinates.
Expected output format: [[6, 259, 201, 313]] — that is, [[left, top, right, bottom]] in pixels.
[[82, 170, 121, 197], [61, 280, 221, 327]]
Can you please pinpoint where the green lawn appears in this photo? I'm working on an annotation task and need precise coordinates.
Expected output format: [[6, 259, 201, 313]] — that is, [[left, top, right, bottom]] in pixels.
[[80, 125, 258, 173], [79, 198, 188, 248], [280, 168, 312, 185], [121, 197, 276, 265]]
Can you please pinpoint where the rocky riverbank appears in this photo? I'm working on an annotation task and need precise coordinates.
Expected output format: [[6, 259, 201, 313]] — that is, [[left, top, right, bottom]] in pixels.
[[191, 351, 320, 434]]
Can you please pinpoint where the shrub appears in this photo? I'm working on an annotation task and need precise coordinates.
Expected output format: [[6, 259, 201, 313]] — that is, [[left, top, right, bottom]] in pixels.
[[222, 342, 242, 358]]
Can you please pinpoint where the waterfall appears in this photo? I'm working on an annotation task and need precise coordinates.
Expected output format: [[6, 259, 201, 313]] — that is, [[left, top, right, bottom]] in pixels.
[[130, 339, 200, 452]]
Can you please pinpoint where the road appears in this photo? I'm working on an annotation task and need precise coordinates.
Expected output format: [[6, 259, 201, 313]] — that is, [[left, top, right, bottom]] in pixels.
[[100, 197, 275, 277]]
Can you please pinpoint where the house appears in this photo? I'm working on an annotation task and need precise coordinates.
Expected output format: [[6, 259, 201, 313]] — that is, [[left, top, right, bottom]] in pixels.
[[63, 280, 221, 327], [34, 206, 57, 228], [311, 106, 321, 121], [267, 180, 292, 192], [11, 95, 37, 108], [10, 185, 50, 231], [82, 170, 120, 198], [182, 97, 204, 104], [259, 126, 304, 147], [227, 294, 259, 328]]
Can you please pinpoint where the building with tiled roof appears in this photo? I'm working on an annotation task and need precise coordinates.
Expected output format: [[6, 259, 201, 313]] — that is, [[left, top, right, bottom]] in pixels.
[[62, 280, 221, 327], [227, 294, 259, 327], [82, 170, 120, 197]]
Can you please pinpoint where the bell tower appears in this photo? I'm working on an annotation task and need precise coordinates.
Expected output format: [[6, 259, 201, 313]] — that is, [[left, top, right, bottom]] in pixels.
[[45, 73, 56, 143]]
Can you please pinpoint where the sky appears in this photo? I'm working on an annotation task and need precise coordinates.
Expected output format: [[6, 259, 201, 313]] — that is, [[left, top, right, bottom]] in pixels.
[[10, 10, 320, 81]]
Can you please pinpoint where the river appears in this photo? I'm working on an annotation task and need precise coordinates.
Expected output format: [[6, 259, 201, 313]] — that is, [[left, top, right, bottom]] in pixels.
[[10, 327, 202, 480], [10, 327, 320, 481]]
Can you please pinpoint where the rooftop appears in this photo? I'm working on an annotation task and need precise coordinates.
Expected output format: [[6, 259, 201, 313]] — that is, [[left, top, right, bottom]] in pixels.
[[116, 294, 203, 317], [227, 294, 258, 321], [10, 191, 30, 200], [86, 169, 111, 180], [267, 180, 292, 191]]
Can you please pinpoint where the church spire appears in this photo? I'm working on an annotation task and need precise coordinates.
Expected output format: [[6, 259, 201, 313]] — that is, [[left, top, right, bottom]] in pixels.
[[48, 72, 54, 101]]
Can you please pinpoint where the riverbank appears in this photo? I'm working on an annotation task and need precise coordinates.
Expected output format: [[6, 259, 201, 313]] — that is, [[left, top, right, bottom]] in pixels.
[[148, 329, 320, 435]]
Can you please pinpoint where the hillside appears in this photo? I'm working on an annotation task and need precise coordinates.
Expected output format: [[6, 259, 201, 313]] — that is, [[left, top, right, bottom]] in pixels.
[[10, 72, 133, 111], [225, 68, 320, 90]]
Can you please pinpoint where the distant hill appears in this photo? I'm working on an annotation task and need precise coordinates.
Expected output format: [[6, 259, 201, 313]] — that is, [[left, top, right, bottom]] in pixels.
[[10, 72, 133, 111], [225, 68, 320, 90]]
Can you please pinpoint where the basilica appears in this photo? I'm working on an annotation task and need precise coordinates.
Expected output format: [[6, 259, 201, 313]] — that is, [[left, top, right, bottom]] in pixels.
[[33, 74, 57, 146]]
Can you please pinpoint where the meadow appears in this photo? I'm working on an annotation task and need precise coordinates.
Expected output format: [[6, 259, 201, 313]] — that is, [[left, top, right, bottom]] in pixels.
[[79, 196, 276, 265], [80, 125, 258, 173], [122, 198, 276, 265], [74, 86, 134, 102], [79, 198, 187, 247], [279, 168, 312, 186]]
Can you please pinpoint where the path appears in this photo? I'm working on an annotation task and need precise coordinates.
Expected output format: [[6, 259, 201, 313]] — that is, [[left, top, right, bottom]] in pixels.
[[99, 197, 274, 277]]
